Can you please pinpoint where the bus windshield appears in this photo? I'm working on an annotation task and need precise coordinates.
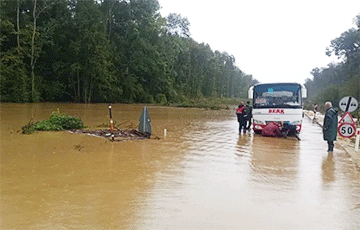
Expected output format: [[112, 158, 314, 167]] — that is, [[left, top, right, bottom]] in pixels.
[[253, 83, 302, 109]]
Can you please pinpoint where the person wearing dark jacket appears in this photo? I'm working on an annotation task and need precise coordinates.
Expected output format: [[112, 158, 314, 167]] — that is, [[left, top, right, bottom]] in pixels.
[[236, 101, 247, 134], [323, 101, 338, 152], [281, 121, 301, 140], [245, 101, 252, 131]]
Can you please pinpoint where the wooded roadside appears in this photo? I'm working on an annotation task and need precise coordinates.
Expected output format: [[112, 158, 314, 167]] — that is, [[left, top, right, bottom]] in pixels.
[[305, 110, 360, 169]]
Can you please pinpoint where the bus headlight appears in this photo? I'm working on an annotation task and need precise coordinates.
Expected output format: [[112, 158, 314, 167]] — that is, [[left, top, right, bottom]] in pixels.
[[253, 120, 266, 125], [292, 120, 302, 125]]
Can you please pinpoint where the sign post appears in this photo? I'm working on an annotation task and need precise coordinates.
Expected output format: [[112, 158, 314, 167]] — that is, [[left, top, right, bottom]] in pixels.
[[338, 96, 358, 139]]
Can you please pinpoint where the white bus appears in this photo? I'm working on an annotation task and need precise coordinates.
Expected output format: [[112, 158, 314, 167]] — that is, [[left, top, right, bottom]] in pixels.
[[248, 82, 307, 134]]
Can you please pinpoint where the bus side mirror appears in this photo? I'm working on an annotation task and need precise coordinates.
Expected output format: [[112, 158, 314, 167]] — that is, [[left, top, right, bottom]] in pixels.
[[248, 86, 254, 99], [302, 88, 307, 98]]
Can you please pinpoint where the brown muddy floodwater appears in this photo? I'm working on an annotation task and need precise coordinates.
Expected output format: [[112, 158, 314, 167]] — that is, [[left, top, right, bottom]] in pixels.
[[1, 103, 360, 229]]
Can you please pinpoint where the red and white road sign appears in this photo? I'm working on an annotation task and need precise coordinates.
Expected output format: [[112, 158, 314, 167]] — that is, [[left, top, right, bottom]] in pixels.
[[338, 112, 355, 124], [338, 111, 356, 138], [338, 123, 356, 138]]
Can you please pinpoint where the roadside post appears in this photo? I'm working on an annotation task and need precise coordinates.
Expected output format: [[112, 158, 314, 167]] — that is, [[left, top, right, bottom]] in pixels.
[[356, 128, 360, 152], [109, 104, 114, 141]]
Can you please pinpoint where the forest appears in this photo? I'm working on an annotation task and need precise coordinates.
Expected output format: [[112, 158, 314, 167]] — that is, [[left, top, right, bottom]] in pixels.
[[1, 0, 359, 111], [304, 14, 360, 112], [0, 0, 257, 104]]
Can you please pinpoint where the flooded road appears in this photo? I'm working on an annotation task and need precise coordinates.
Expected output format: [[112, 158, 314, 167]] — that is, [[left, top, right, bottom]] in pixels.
[[1, 103, 360, 229]]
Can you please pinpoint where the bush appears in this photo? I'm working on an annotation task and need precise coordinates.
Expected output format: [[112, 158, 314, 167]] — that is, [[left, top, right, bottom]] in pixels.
[[33, 119, 63, 131], [155, 94, 168, 105], [47, 111, 85, 130], [22, 110, 85, 134]]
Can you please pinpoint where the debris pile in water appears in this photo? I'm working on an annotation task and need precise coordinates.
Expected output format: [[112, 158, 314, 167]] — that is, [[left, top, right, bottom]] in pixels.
[[71, 129, 150, 141], [22, 107, 154, 141]]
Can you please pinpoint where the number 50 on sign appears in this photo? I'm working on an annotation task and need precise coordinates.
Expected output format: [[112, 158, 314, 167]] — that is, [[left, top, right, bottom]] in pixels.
[[338, 123, 356, 138]]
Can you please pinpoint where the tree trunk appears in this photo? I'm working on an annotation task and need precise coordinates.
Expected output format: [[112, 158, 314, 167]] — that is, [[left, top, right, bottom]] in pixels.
[[83, 77, 87, 103], [88, 73, 93, 103], [30, 0, 53, 102], [31, 0, 37, 102], [107, 1, 112, 40], [77, 68, 80, 102], [17, 0, 20, 50]]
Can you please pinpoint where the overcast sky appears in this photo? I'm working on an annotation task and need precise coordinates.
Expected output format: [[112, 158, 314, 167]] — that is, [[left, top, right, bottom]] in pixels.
[[158, 0, 360, 84]]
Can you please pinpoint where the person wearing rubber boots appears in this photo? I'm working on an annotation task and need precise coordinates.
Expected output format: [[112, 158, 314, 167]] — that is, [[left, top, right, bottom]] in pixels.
[[323, 101, 338, 152]]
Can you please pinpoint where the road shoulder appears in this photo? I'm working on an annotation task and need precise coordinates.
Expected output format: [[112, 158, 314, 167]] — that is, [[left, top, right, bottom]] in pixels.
[[305, 111, 360, 169]]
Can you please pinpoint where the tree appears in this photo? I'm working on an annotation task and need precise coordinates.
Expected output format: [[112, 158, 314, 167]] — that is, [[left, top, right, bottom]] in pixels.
[[1, 0, 256, 103], [29, 0, 57, 102], [0, 1, 30, 102], [70, 0, 116, 103], [0, 20, 28, 102], [166, 13, 190, 38], [305, 14, 360, 109]]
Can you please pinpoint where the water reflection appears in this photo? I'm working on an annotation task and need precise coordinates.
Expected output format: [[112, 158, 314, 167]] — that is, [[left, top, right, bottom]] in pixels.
[[322, 152, 335, 183], [251, 135, 300, 180], [235, 133, 253, 156]]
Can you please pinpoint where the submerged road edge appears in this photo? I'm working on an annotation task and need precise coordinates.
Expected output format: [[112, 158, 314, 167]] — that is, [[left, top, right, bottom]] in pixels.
[[305, 111, 360, 170]]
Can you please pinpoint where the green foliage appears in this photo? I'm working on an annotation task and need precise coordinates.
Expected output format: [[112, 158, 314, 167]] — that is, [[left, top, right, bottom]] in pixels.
[[155, 94, 168, 105], [32, 119, 63, 131], [166, 13, 190, 37], [0, 18, 29, 102], [1, 0, 257, 103], [176, 97, 245, 110], [0, 50, 29, 102], [47, 110, 85, 130], [305, 14, 360, 111], [22, 110, 85, 134]]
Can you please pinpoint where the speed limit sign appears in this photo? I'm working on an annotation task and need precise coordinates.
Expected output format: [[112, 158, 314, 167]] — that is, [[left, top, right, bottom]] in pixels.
[[338, 123, 356, 138]]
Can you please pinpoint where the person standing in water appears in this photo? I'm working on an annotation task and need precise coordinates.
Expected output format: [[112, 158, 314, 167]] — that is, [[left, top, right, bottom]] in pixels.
[[236, 101, 247, 134], [245, 101, 252, 131], [323, 101, 338, 152], [313, 103, 318, 121]]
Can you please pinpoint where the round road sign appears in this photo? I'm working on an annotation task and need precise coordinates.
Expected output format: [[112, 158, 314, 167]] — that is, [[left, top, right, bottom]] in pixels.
[[338, 123, 356, 138], [339, 96, 358, 112]]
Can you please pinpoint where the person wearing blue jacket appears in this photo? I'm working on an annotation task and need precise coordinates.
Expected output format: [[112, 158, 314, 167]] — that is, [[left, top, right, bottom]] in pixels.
[[323, 102, 338, 152]]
